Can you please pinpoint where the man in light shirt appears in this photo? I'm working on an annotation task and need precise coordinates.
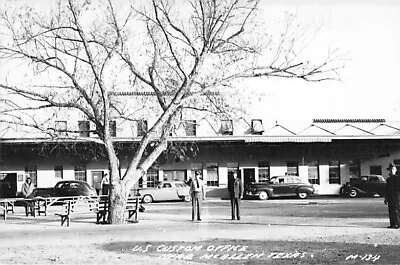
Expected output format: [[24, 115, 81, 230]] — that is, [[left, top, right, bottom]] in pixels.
[[189, 171, 206, 221]]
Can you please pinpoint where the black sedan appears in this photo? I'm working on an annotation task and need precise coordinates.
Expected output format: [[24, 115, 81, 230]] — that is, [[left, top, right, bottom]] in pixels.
[[246, 175, 315, 200], [340, 175, 386, 198], [32, 180, 97, 198]]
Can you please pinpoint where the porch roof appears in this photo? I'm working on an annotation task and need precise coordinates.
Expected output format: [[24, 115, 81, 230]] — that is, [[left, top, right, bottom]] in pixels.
[[3, 134, 400, 145]]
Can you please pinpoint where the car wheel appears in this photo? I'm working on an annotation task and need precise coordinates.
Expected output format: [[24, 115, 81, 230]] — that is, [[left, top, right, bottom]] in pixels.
[[142, 195, 153, 203], [349, 189, 358, 198], [297, 192, 308, 199], [183, 195, 191, 202], [258, 191, 268, 200]]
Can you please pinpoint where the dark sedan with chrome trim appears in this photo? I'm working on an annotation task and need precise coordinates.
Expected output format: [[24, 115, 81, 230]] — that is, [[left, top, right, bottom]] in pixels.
[[246, 175, 315, 200]]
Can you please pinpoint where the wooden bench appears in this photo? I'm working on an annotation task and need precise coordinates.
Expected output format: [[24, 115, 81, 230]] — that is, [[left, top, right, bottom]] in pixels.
[[95, 196, 141, 224], [54, 196, 99, 227], [55, 201, 74, 227], [0, 199, 15, 220]]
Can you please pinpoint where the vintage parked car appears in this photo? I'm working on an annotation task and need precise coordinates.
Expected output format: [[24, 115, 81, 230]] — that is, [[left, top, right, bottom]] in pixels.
[[138, 181, 190, 203], [32, 180, 98, 198], [340, 175, 386, 198], [245, 175, 315, 200]]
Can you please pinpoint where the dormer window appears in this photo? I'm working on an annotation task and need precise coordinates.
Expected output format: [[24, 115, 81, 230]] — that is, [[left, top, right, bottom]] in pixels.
[[251, 119, 264, 135], [78, 120, 90, 137], [184, 120, 196, 136], [55, 121, 67, 136], [109, 120, 117, 137], [221, 119, 233, 135]]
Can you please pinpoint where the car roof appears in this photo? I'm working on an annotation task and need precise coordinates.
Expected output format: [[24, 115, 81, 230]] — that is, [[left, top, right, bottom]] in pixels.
[[56, 180, 89, 185], [161, 181, 186, 183], [271, 175, 300, 178]]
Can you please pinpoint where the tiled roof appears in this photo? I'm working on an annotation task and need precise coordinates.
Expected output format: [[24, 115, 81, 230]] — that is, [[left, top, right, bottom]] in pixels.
[[313, 118, 386, 123]]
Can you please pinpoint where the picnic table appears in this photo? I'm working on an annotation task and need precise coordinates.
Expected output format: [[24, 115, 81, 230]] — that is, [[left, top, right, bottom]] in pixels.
[[0, 198, 35, 220], [0, 195, 142, 227]]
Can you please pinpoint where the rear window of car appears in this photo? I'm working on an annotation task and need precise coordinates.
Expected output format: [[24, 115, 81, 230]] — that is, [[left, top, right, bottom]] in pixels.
[[163, 183, 172, 188], [70, 183, 83, 189]]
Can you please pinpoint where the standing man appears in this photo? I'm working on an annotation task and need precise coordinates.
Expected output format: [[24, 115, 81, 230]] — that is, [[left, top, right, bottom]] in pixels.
[[384, 163, 400, 229], [228, 172, 244, 220], [21, 176, 35, 216], [100, 173, 110, 196], [189, 171, 206, 221]]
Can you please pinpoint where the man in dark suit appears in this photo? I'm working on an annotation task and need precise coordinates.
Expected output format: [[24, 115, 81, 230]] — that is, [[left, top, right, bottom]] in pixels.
[[189, 171, 206, 221], [228, 172, 244, 220], [384, 163, 400, 229]]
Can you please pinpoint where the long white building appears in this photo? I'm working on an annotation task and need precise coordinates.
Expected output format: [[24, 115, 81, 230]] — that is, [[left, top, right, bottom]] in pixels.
[[1, 117, 400, 198]]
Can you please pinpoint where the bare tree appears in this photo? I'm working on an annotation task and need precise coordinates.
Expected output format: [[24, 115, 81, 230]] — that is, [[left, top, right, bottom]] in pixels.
[[0, 0, 343, 224]]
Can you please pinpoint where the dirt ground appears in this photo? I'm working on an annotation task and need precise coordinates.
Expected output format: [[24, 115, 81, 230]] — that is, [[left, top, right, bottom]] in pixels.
[[1, 198, 399, 265]]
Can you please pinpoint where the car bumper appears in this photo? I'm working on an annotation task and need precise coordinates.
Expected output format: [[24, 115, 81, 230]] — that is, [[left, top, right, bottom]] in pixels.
[[245, 191, 260, 197]]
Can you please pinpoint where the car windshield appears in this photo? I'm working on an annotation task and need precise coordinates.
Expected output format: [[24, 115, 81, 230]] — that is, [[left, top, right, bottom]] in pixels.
[[55, 182, 70, 189], [269, 177, 283, 184], [369, 175, 385, 182]]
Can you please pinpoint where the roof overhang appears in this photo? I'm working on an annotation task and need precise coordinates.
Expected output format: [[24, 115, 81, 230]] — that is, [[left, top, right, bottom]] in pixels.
[[2, 134, 400, 145]]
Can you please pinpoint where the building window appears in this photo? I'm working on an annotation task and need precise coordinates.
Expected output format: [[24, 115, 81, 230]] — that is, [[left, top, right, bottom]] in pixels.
[[349, 159, 361, 179], [184, 120, 196, 136], [370, 165, 382, 175], [55, 121, 67, 135], [145, 168, 158, 188], [163, 170, 186, 182], [251, 119, 264, 135], [221, 119, 233, 135], [258, 161, 270, 183], [329, 160, 340, 184], [78, 120, 90, 137], [286, 161, 298, 176], [136, 119, 148, 137], [308, 161, 319, 184], [25, 166, 37, 186], [206, 163, 219, 187], [74, 165, 87, 181], [54, 165, 63, 179], [109, 120, 117, 137]]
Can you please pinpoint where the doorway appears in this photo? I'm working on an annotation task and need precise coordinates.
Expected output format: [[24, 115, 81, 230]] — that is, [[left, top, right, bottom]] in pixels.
[[243, 168, 256, 193], [91, 171, 104, 195], [0, 173, 17, 198]]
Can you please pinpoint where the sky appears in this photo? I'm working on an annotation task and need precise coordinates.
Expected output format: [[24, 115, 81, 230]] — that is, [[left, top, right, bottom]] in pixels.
[[1, 0, 400, 125], [246, 0, 400, 123]]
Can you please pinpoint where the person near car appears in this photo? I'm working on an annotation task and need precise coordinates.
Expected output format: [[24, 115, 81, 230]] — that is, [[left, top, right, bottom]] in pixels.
[[384, 163, 400, 229], [21, 176, 35, 216], [189, 171, 206, 221], [228, 172, 243, 220], [100, 173, 110, 196]]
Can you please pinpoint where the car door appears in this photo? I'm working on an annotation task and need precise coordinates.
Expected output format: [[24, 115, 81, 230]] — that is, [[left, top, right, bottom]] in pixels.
[[156, 182, 177, 201], [175, 182, 189, 197], [55, 182, 70, 197], [270, 177, 288, 196], [367, 176, 384, 195], [356, 176, 368, 192], [282, 177, 297, 195], [287, 177, 301, 196]]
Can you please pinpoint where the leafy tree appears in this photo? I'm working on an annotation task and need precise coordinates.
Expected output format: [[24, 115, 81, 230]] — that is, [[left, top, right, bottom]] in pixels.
[[0, 0, 342, 223]]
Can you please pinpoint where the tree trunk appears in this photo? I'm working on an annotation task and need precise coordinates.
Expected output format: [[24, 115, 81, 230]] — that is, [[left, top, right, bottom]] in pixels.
[[108, 179, 128, 224]]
